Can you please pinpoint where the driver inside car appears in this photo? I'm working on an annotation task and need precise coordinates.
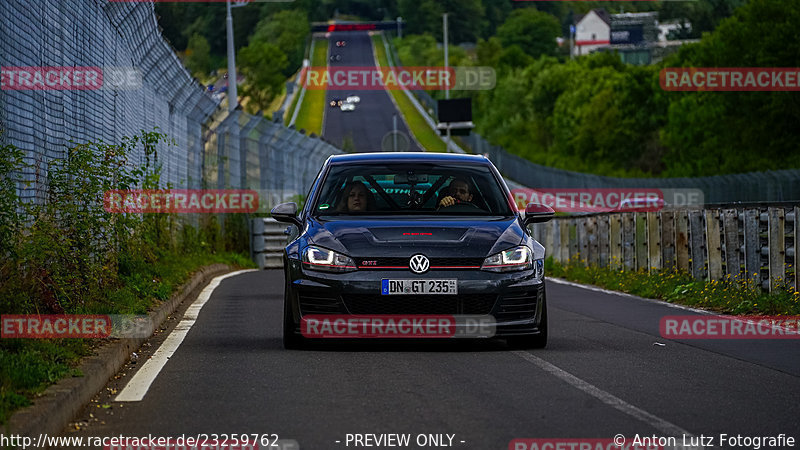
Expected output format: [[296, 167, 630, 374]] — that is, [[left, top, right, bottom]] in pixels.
[[437, 177, 473, 208]]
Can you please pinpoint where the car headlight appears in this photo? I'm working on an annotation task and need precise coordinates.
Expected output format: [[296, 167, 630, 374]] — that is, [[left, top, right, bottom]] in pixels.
[[481, 246, 533, 272], [302, 245, 357, 273]]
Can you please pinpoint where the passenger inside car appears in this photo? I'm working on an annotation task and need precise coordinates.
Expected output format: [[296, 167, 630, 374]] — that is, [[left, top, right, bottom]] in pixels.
[[337, 180, 376, 212]]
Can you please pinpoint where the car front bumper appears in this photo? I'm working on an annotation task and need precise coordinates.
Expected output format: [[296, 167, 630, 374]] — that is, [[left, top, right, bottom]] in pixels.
[[285, 259, 546, 338]]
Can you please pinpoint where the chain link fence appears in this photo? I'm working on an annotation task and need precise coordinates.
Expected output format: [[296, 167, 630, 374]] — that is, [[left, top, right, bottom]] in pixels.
[[1, 0, 340, 210]]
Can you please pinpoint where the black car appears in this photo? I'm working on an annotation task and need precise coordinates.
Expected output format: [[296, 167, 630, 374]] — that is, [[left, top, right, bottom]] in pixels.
[[271, 153, 554, 349]]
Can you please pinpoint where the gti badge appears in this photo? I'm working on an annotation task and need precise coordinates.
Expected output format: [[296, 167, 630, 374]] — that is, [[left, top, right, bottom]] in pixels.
[[409, 254, 430, 274]]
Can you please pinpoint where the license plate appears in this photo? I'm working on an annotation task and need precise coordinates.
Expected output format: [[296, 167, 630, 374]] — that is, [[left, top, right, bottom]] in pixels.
[[381, 279, 458, 295]]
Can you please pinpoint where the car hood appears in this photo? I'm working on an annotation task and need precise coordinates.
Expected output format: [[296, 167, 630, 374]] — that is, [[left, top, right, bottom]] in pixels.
[[306, 216, 524, 259]]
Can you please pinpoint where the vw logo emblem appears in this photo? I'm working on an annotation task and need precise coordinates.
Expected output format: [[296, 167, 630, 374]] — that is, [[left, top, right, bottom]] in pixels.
[[409, 254, 430, 274]]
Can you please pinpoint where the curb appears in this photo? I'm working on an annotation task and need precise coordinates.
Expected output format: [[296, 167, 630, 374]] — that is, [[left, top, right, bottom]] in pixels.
[[4, 263, 236, 441]]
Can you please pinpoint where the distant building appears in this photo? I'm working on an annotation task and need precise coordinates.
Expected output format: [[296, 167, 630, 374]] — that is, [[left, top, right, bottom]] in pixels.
[[574, 10, 699, 65], [573, 9, 610, 57], [606, 11, 660, 65]]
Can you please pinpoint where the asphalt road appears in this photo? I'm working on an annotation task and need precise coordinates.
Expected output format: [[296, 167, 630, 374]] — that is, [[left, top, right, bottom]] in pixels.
[[322, 31, 422, 153], [60, 270, 800, 450]]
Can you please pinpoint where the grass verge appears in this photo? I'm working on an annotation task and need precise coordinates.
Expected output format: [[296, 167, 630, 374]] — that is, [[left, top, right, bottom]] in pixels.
[[292, 39, 328, 135], [546, 257, 800, 316], [0, 250, 253, 424], [0, 132, 256, 424], [372, 34, 447, 153]]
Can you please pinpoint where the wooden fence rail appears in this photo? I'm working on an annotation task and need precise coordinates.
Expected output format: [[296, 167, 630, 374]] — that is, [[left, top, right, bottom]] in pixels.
[[531, 206, 799, 292]]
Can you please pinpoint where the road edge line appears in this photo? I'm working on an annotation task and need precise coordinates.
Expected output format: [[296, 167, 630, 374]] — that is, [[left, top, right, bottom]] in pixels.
[[115, 270, 252, 402], [547, 277, 715, 315], [4, 264, 238, 441]]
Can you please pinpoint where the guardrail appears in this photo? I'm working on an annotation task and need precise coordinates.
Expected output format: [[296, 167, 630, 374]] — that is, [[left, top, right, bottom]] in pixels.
[[251, 218, 291, 269], [529, 206, 799, 292]]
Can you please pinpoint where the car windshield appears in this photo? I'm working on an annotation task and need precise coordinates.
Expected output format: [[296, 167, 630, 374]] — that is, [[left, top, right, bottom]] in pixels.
[[312, 163, 513, 216]]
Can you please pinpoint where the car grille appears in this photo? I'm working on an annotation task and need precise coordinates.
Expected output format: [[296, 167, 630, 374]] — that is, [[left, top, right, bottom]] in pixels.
[[343, 294, 497, 315], [298, 294, 346, 315], [357, 257, 484, 270], [494, 287, 541, 331]]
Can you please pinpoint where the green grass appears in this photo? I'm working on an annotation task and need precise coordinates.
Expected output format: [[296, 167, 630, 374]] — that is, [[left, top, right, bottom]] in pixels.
[[547, 257, 800, 316], [293, 39, 328, 135], [285, 79, 302, 126], [0, 250, 254, 424], [372, 34, 447, 153]]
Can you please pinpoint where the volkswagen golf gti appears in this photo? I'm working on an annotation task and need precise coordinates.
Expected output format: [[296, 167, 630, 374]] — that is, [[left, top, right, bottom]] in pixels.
[[271, 153, 554, 349]]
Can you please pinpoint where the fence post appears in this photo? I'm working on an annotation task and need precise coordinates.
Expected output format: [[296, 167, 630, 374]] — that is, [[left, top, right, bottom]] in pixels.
[[661, 211, 675, 270], [647, 211, 661, 271], [622, 213, 635, 270], [795, 206, 800, 292], [767, 207, 785, 292], [587, 216, 598, 266], [635, 212, 648, 272], [560, 219, 569, 264], [609, 214, 621, 269], [744, 208, 760, 285], [568, 219, 579, 264], [689, 210, 706, 280], [722, 209, 741, 279], [676, 210, 690, 272], [706, 209, 723, 281], [578, 219, 589, 265], [543, 221, 555, 263], [597, 215, 609, 268]]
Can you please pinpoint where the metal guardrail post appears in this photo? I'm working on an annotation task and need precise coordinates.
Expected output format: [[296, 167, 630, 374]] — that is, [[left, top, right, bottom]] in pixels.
[[767, 208, 785, 292], [722, 209, 741, 279], [706, 209, 723, 281], [661, 211, 675, 270], [251, 218, 290, 269]]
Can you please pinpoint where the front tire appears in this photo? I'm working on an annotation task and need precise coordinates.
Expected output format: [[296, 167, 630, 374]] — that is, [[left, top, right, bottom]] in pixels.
[[282, 272, 305, 350]]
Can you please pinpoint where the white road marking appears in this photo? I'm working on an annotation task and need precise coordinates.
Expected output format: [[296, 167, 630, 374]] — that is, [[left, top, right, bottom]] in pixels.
[[512, 350, 693, 438], [115, 270, 256, 402], [548, 277, 713, 314], [549, 277, 799, 335]]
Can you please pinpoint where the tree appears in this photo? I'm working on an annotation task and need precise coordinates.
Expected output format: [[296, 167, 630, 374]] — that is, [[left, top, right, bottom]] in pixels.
[[184, 33, 211, 78], [250, 9, 310, 76], [496, 9, 561, 59], [397, 0, 484, 43], [481, 0, 513, 39], [237, 42, 288, 113], [660, 0, 800, 175]]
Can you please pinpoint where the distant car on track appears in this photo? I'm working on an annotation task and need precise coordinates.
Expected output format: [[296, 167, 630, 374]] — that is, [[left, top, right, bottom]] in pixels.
[[340, 102, 356, 112], [329, 98, 343, 107], [346, 95, 361, 104], [272, 153, 553, 349], [330, 54, 342, 62], [335, 40, 347, 47]]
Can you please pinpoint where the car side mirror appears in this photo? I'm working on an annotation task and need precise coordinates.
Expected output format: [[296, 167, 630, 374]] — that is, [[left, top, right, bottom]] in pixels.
[[523, 203, 554, 226], [271, 202, 302, 228]]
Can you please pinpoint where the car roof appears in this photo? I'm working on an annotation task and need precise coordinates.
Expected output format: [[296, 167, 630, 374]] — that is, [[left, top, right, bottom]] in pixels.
[[328, 152, 490, 165]]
